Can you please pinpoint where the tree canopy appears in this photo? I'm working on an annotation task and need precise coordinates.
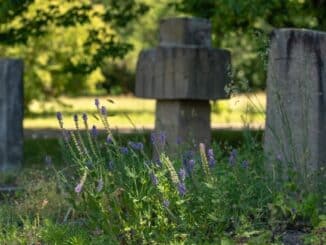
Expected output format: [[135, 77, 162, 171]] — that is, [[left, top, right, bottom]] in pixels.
[[176, 0, 326, 90]]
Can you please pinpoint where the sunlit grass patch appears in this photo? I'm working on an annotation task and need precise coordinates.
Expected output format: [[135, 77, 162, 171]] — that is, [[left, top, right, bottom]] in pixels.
[[24, 93, 266, 129]]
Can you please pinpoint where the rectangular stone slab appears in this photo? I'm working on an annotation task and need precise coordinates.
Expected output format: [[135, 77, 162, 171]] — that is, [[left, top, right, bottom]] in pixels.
[[264, 29, 326, 185], [0, 59, 23, 172], [135, 47, 231, 100]]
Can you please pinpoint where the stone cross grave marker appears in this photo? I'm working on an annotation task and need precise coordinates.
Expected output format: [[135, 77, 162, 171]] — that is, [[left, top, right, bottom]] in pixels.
[[264, 29, 326, 185], [0, 59, 23, 172], [135, 17, 231, 152]]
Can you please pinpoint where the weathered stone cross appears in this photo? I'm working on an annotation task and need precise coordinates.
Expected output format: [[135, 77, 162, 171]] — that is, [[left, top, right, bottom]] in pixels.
[[135, 17, 231, 151]]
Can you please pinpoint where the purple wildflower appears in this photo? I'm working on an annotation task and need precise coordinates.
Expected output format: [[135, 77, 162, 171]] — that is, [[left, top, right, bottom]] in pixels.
[[91, 125, 98, 137], [177, 182, 187, 197], [106, 136, 113, 144], [56, 112, 63, 121], [120, 147, 129, 155], [95, 98, 100, 108], [73, 114, 78, 122], [228, 149, 237, 165], [183, 151, 195, 174], [188, 159, 195, 172], [100, 106, 107, 116], [96, 179, 103, 192], [128, 141, 144, 151], [150, 131, 166, 145], [62, 130, 70, 142], [178, 168, 186, 182], [276, 153, 282, 161], [207, 148, 216, 168], [75, 182, 83, 193], [44, 155, 52, 167], [241, 160, 249, 169], [163, 199, 170, 208], [150, 172, 158, 186], [82, 113, 88, 122], [107, 160, 114, 171]]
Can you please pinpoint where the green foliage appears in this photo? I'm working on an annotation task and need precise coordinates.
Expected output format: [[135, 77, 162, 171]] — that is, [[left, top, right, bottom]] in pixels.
[[175, 0, 326, 90], [0, 0, 149, 110]]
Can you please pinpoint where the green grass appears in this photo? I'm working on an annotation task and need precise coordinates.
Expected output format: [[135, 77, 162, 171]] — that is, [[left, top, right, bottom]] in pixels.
[[24, 93, 266, 129]]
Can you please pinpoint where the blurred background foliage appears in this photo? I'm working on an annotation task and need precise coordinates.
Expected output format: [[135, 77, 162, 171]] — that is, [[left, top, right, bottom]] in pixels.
[[0, 0, 325, 112]]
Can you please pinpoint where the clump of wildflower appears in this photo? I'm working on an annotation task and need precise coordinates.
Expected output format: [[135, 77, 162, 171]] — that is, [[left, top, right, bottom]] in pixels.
[[207, 148, 216, 168], [150, 172, 158, 186], [128, 141, 144, 151], [96, 178, 104, 192], [229, 149, 237, 165], [120, 147, 129, 155], [91, 125, 98, 138]]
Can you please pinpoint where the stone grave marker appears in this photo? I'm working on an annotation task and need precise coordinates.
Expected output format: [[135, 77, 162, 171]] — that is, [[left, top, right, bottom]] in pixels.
[[135, 17, 231, 152], [264, 29, 326, 185], [0, 59, 24, 172]]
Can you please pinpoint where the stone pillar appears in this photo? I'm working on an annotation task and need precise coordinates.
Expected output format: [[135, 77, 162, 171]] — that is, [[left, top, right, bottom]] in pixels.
[[264, 29, 326, 185], [0, 59, 24, 172], [135, 18, 231, 153]]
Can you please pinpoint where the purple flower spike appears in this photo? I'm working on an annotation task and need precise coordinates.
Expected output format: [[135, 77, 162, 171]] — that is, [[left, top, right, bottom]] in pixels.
[[241, 160, 249, 169], [128, 141, 144, 151], [207, 148, 216, 168], [163, 199, 170, 208], [100, 106, 107, 116], [107, 160, 114, 171], [178, 168, 186, 182], [82, 113, 88, 122], [150, 131, 166, 145], [106, 136, 113, 144], [73, 114, 78, 122], [120, 147, 129, 155], [56, 112, 63, 121], [96, 179, 103, 192], [177, 182, 187, 197], [95, 98, 100, 108], [150, 172, 158, 186], [75, 182, 83, 193], [229, 149, 238, 165], [44, 155, 52, 167], [91, 125, 98, 137]]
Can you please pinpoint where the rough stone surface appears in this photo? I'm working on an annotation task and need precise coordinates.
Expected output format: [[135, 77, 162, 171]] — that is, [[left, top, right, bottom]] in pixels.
[[155, 100, 211, 147], [0, 59, 24, 172], [264, 29, 326, 182], [136, 47, 230, 100]]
